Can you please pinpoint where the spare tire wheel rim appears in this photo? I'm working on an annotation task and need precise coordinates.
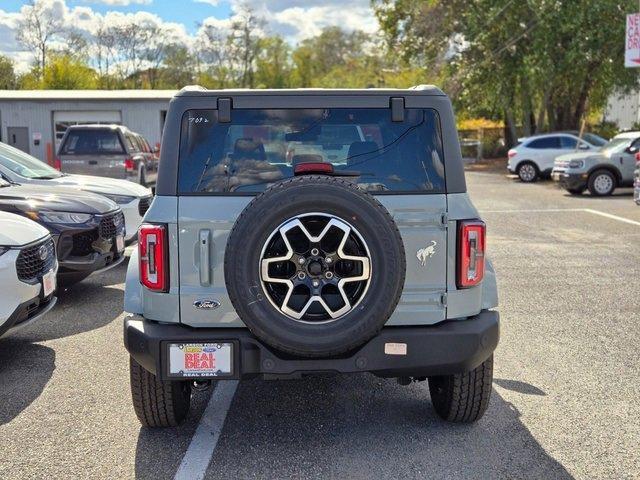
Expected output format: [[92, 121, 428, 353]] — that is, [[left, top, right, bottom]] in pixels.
[[259, 212, 371, 324]]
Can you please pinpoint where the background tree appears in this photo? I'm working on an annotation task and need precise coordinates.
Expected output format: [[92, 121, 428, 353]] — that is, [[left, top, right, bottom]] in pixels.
[[374, 0, 639, 138], [0, 56, 17, 89], [227, 5, 264, 88], [15, 0, 66, 76]]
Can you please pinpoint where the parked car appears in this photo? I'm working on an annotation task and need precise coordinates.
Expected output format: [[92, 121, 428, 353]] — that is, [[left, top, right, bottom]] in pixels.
[[0, 141, 152, 243], [124, 86, 499, 427], [0, 212, 58, 338], [554, 133, 640, 196], [552, 131, 640, 180], [57, 125, 158, 187], [0, 178, 125, 286], [507, 131, 607, 182]]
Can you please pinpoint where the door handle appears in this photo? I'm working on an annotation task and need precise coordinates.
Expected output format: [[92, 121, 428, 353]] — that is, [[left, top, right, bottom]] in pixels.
[[88, 160, 98, 165], [199, 229, 211, 286]]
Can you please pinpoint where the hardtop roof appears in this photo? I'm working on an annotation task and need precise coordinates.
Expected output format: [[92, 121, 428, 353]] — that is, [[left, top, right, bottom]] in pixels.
[[174, 85, 446, 97]]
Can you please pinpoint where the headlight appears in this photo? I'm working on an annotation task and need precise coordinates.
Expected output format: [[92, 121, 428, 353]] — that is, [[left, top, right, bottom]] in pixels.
[[37, 211, 93, 224], [98, 193, 137, 205], [569, 160, 584, 168]]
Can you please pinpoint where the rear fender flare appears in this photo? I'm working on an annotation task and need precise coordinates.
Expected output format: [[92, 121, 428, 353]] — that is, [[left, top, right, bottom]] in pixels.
[[124, 248, 143, 314], [481, 258, 498, 310]]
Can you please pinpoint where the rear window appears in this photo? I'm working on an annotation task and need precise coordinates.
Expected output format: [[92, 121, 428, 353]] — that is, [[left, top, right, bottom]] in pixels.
[[61, 130, 125, 155], [177, 108, 445, 194], [526, 137, 560, 149]]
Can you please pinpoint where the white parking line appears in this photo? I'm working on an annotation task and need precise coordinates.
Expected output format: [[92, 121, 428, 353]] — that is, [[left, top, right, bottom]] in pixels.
[[582, 208, 640, 227], [481, 207, 640, 226], [174, 380, 239, 480]]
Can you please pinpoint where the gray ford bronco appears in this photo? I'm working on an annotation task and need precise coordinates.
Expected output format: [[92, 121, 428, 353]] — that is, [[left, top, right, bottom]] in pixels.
[[124, 86, 499, 427]]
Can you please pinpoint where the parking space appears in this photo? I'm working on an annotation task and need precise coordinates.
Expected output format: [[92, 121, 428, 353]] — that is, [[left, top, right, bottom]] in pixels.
[[0, 171, 638, 479]]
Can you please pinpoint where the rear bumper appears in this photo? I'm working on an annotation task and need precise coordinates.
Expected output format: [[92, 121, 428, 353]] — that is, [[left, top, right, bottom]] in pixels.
[[124, 310, 499, 380]]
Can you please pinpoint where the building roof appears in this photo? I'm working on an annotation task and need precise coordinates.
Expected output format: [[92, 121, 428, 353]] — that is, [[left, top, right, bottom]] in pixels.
[[0, 90, 177, 100]]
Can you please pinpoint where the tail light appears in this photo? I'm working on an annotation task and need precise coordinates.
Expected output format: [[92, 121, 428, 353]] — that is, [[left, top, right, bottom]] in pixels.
[[457, 220, 486, 289], [139, 224, 168, 292], [53, 157, 61, 170], [508, 149, 517, 158], [635, 152, 640, 166], [124, 157, 135, 172], [294, 162, 334, 175]]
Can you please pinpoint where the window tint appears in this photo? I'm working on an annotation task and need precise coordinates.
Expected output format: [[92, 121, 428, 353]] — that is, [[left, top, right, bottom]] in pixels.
[[527, 137, 560, 149], [560, 136, 580, 149], [124, 133, 141, 152], [177, 108, 446, 194], [61, 130, 124, 155], [582, 133, 607, 147]]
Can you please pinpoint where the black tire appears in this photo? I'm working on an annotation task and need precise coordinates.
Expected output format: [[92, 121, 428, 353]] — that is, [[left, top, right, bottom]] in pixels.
[[517, 161, 539, 182], [567, 187, 585, 195], [224, 175, 406, 358], [129, 357, 191, 427], [428, 355, 493, 423], [587, 169, 616, 196]]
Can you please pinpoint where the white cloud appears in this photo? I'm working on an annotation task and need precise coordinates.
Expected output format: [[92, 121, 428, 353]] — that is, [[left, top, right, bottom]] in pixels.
[[193, 0, 219, 6], [0, 0, 381, 74], [82, 0, 152, 5], [219, 0, 378, 43]]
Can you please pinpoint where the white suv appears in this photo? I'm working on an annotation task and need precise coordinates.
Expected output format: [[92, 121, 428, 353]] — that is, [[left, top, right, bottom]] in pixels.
[[0, 212, 58, 338], [507, 132, 607, 182]]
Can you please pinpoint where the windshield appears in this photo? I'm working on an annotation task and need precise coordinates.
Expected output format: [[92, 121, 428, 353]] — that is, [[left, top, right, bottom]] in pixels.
[[601, 138, 634, 154], [582, 133, 607, 147], [178, 108, 446, 194], [0, 143, 63, 179]]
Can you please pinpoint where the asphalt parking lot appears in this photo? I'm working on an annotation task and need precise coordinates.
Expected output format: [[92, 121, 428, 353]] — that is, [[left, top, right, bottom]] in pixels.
[[1, 170, 639, 480]]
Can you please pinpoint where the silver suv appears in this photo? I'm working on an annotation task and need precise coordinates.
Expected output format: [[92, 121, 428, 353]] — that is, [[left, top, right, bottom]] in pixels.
[[57, 124, 158, 187], [123, 86, 500, 427]]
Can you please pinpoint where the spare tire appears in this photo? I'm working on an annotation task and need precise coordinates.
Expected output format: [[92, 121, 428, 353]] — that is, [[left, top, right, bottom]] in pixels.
[[224, 175, 406, 357]]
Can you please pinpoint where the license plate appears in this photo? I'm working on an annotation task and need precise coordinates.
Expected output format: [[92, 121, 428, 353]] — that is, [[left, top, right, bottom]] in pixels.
[[115, 235, 125, 252], [552, 173, 561, 181], [168, 342, 233, 378], [42, 270, 56, 297]]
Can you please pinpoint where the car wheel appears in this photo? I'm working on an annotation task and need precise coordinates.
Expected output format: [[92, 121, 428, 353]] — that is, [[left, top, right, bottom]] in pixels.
[[428, 354, 493, 423], [129, 357, 191, 427], [224, 175, 406, 358], [517, 162, 538, 182], [587, 170, 616, 196]]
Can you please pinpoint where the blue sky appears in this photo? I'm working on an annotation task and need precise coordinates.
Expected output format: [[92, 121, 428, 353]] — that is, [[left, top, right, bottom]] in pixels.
[[1, 0, 233, 34], [0, 0, 378, 71]]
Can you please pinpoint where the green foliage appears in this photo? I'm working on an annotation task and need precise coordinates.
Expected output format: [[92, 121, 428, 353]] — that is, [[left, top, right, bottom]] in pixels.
[[374, 0, 639, 137], [20, 54, 97, 89], [0, 55, 16, 89]]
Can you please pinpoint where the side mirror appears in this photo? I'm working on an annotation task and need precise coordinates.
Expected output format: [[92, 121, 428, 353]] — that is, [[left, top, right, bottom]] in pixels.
[[627, 146, 638, 154], [578, 143, 590, 150]]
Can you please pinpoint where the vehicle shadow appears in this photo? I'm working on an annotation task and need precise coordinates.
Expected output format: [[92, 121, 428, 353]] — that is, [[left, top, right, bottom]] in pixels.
[[133, 388, 212, 480], [190, 374, 573, 479], [0, 339, 55, 425], [11, 262, 127, 342], [494, 378, 547, 396]]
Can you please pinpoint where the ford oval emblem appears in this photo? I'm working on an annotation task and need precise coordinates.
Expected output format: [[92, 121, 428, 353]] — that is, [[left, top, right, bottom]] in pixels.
[[194, 299, 221, 310]]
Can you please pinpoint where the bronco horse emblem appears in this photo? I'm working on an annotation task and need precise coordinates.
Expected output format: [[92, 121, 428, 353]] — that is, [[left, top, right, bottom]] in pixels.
[[416, 241, 437, 266]]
